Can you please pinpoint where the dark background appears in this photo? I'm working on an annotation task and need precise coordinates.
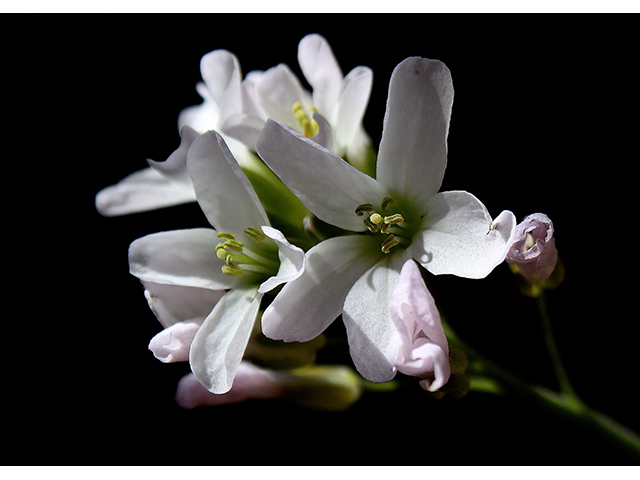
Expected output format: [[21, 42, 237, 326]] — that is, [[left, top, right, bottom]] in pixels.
[[5, 15, 637, 464]]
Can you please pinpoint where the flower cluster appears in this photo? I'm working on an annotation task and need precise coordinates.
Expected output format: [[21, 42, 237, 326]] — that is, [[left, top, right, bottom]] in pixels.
[[97, 34, 559, 410]]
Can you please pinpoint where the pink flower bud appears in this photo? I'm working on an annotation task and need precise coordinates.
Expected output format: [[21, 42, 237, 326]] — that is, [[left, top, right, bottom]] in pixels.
[[175, 363, 287, 409], [148, 321, 201, 363], [506, 213, 558, 281], [387, 259, 451, 392]]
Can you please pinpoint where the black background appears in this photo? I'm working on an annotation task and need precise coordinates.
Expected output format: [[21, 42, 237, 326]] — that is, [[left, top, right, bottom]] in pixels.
[[5, 14, 637, 465]]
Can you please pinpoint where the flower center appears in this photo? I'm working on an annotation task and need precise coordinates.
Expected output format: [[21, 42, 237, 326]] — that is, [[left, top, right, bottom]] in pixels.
[[292, 101, 319, 138], [216, 229, 280, 280], [355, 197, 412, 254]]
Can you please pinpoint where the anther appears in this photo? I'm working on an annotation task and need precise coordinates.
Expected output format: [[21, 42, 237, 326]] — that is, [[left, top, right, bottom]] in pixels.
[[244, 228, 266, 243], [381, 197, 395, 212], [381, 234, 400, 254], [363, 217, 380, 233], [355, 204, 374, 216], [383, 213, 404, 225], [217, 232, 236, 240]]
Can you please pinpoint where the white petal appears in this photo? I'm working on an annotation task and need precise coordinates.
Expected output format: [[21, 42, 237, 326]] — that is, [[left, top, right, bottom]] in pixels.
[[95, 167, 195, 216], [147, 125, 198, 183], [257, 226, 305, 294], [261, 235, 382, 342], [220, 113, 265, 152], [342, 251, 410, 383], [129, 229, 239, 290], [297, 33, 343, 117], [333, 66, 373, 153], [200, 50, 243, 121], [256, 119, 388, 232], [178, 82, 219, 133], [256, 63, 311, 126], [187, 130, 270, 234], [409, 191, 516, 279], [376, 57, 454, 212], [142, 280, 225, 328], [189, 287, 262, 394]]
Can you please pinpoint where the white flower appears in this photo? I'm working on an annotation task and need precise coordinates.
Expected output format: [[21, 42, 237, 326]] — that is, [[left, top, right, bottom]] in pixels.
[[256, 57, 516, 383], [129, 131, 305, 393], [96, 50, 253, 216], [222, 34, 373, 164]]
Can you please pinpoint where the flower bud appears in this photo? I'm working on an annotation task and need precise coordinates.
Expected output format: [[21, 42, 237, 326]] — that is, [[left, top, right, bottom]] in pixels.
[[149, 321, 201, 363], [506, 213, 558, 282], [175, 363, 287, 409]]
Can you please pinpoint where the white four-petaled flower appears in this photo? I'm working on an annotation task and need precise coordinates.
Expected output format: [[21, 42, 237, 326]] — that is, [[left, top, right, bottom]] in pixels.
[[129, 131, 305, 393], [256, 56, 516, 384]]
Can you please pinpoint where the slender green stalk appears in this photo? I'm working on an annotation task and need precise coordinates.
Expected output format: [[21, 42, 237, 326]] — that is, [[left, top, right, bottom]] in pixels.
[[536, 292, 578, 401], [459, 330, 640, 459]]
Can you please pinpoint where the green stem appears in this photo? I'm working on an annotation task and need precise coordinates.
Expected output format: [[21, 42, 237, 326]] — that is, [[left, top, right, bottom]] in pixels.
[[536, 292, 578, 401], [445, 325, 640, 459]]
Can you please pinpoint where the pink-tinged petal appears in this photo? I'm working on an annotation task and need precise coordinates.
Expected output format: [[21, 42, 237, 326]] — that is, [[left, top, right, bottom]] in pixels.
[[262, 235, 382, 343], [409, 191, 516, 279], [506, 213, 558, 281], [387, 259, 451, 391], [257, 226, 305, 294], [187, 130, 270, 234], [390, 259, 448, 354], [129, 229, 239, 291], [175, 364, 286, 409], [256, 119, 388, 232], [189, 287, 262, 394], [342, 251, 411, 383], [149, 321, 201, 363], [297, 33, 343, 117], [95, 167, 195, 216], [142, 281, 224, 328], [376, 57, 454, 212]]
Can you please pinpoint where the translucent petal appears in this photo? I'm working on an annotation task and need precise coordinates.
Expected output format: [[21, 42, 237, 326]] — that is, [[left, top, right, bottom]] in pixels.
[[376, 57, 454, 212], [261, 235, 381, 342], [129, 229, 239, 290], [189, 287, 262, 394], [342, 251, 410, 383], [409, 191, 516, 279], [256, 119, 388, 232], [187, 130, 270, 234]]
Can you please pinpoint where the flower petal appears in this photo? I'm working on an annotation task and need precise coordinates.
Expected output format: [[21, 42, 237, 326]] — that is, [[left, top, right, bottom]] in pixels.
[[129, 229, 239, 290], [333, 66, 373, 153], [200, 49, 243, 121], [149, 320, 201, 363], [256, 119, 388, 231], [390, 259, 448, 354], [256, 63, 311, 126], [189, 286, 262, 394], [261, 235, 382, 342], [409, 191, 516, 279], [187, 130, 270, 234], [147, 126, 198, 183], [297, 33, 343, 117], [95, 167, 195, 216], [257, 226, 305, 294], [142, 280, 225, 328], [376, 57, 454, 211], [342, 251, 410, 383]]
